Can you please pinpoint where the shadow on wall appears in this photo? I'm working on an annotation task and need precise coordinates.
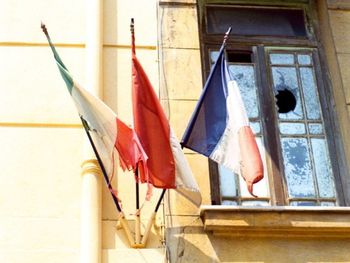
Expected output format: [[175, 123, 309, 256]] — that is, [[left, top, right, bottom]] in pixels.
[[166, 226, 219, 263], [167, 226, 350, 263]]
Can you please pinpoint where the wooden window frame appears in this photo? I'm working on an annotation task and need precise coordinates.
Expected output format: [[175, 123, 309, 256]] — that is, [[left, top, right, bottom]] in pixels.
[[199, 1, 348, 206]]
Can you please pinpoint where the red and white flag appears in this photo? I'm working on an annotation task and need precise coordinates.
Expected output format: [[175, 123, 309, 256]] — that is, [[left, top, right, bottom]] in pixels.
[[131, 29, 201, 206]]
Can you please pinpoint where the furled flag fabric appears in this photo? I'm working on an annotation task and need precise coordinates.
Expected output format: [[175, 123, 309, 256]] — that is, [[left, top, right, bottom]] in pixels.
[[42, 25, 148, 181], [181, 45, 264, 196], [131, 31, 201, 207]]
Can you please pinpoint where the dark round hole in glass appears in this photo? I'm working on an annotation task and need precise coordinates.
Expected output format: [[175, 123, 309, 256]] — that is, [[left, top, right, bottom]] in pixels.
[[275, 89, 297, 113]]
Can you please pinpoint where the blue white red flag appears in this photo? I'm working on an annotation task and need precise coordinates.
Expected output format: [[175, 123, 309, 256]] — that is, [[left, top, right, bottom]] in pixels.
[[181, 45, 264, 196]]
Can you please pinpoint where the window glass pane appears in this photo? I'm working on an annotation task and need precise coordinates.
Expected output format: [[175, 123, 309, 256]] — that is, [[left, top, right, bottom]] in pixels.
[[321, 202, 335, 206], [270, 54, 294, 65], [210, 51, 220, 64], [281, 138, 315, 198], [219, 166, 238, 197], [250, 122, 261, 134], [222, 200, 238, 205], [206, 6, 307, 37], [290, 201, 316, 206], [272, 67, 303, 120], [279, 122, 306, 135], [298, 54, 311, 65], [309, 123, 323, 134], [311, 138, 335, 198], [270, 50, 337, 206], [241, 201, 269, 206], [228, 65, 259, 118], [300, 67, 321, 120]]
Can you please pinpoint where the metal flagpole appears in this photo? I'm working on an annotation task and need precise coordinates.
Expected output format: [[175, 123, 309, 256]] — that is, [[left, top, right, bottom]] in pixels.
[[134, 167, 141, 244], [140, 189, 166, 246], [130, 18, 142, 245], [81, 117, 121, 212], [80, 117, 135, 245], [223, 27, 232, 45]]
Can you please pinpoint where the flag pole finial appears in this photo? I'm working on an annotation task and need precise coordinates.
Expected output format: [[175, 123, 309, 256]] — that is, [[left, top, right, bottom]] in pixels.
[[223, 27, 232, 45], [41, 21, 48, 36], [130, 18, 134, 34], [130, 18, 136, 55]]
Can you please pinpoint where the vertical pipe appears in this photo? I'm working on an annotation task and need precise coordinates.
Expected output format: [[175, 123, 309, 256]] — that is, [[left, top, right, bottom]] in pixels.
[[80, 0, 103, 262], [80, 160, 102, 263]]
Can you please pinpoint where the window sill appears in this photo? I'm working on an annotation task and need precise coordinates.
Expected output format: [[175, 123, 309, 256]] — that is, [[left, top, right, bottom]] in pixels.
[[200, 205, 350, 238]]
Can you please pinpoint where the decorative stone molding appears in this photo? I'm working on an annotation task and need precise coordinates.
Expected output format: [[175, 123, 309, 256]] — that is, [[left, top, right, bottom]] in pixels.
[[81, 159, 101, 176], [201, 206, 350, 238]]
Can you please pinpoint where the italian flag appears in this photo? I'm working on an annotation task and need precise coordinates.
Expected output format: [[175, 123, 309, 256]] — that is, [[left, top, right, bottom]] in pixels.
[[43, 24, 148, 181]]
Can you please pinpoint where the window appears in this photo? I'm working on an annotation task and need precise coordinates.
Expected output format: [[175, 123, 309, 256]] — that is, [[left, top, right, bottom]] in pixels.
[[206, 6, 307, 37], [200, 2, 346, 206]]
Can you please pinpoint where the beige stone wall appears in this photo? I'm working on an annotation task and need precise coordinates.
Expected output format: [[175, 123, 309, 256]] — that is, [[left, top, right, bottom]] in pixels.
[[327, 3, 350, 115], [0, 1, 85, 261], [0, 0, 165, 262]]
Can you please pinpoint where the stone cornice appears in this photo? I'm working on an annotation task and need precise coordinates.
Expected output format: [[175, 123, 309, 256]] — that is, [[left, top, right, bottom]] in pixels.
[[328, 0, 350, 10], [201, 205, 350, 238]]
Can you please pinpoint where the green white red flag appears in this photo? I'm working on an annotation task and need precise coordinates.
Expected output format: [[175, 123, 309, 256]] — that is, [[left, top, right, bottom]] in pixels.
[[43, 25, 148, 183]]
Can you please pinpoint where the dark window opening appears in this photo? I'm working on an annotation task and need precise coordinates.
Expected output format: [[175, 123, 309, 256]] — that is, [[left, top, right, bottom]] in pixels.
[[206, 6, 307, 37], [226, 51, 253, 63]]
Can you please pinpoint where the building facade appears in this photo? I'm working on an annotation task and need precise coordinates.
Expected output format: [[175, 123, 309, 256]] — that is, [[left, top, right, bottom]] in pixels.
[[1, 0, 350, 262]]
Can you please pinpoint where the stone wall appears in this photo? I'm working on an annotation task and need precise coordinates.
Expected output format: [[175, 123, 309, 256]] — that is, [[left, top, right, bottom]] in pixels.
[[160, 1, 350, 262]]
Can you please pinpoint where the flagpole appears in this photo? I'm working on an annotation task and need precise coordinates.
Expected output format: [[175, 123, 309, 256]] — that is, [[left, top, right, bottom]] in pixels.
[[134, 167, 141, 244], [142, 180, 172, 246], [223, 27, 232, 45], [140, 188, 166, 246], [80, 117, 135, 246], [155, 189, 166, 212], [130, 17, 162, 247], [81, 117, 122, 212], [130, 17, 142, 245]]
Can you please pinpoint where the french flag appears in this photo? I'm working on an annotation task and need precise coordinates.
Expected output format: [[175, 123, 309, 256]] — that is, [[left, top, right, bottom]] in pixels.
[[181, 44, 264, 197]]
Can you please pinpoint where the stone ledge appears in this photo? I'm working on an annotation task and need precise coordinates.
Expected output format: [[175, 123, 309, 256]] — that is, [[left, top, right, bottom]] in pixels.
[[200, 205, 350, 238], [328, 0, 350, 10]]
